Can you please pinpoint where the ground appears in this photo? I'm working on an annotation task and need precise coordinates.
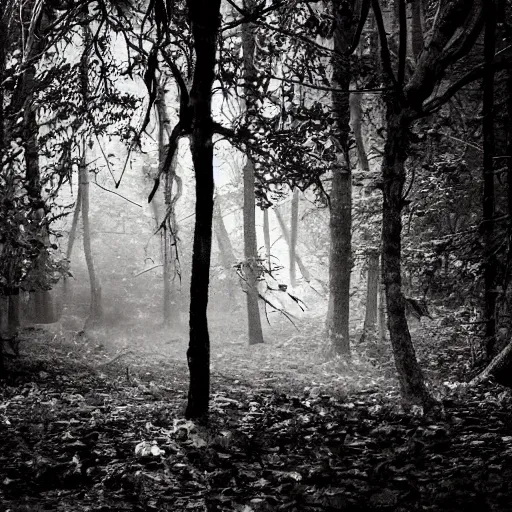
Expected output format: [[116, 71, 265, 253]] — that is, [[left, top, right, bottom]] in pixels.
[[1, 315, 511, 511]]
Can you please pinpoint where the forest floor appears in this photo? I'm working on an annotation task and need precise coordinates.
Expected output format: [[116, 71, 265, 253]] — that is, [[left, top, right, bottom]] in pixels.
[[1, 315, 512, 511]]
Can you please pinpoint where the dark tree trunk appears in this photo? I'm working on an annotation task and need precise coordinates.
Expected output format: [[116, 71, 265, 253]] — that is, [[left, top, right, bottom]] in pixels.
[[241, 0, 264, 345], [289, 188, 299, 287], [361, 248, 379, 341], [328, 1, 353, 356], [470, 340, 512, 388], [381, 101, 432, 408], [506, 41, 512, 295], [371, 0, 484, 410], [19, 6, 55, 323], [482, 0, 497, 359], [378, 276, 387, 342], [409, 0, 424, 61], [185, 0, 221, 423]]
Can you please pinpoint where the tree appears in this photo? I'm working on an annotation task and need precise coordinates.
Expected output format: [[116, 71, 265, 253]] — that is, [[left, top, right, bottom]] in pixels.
[[289, 188, 299, 287], [79, 23, 103, 329], [481, 0, 497, 359], [361, 248, 379, 342], [185, 0, 222, 422], [241, 0, 264, 346], [155, 80, 182, 328], [371, 0, 485, 408], [326, 0, 357, 356]]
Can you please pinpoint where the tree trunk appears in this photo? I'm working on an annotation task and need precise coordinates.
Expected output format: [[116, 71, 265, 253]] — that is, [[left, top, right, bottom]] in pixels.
[[80, 24, 102, 329], [505, 42, 512, 295], [263, 208, 271, 270], [482, 0, 497, 359], [243, 159, 264, 345], [61, 186, 82, 315], [470, 340, 512, 388], [185, 0, 221, 423], [381, 102, 433, 409], [80, 148, 102, 327], [155, 81, 182, 328], [289, 188, 299, 286], [23, 22, 54, 324], [349, 92, 370, 174], [327, 2, 353, 356], [378, 275, 387, 342], [213, 199, 236, 270], [274, 208, 311, 282], [361, 248, 379, 342], [241, 0, 264, 346], [409, 0, 424, 61]]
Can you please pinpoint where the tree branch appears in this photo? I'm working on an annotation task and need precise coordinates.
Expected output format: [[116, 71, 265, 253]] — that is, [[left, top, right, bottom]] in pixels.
[[371, 0, 400, 93], [421, 51, 511, 115]]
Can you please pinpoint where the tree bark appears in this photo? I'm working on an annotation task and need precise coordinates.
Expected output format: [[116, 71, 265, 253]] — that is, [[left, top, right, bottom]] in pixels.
[[289, 188, 299, 286], [80, 24, 102, 329], [79, 147, 102, 327], [482, 0, 497, 359], [185, 0, 221, 423], [22, 10, 54, 324], [61, 186, 82, 315], [409, 0, 424, 61], [242, 159, 264, 345], [213, 199, 236, 270], [241, 0, 264, 345], [380, 99, 432, 408], [370, 0, 485, 409], [263, 208, 271, 270], [327, 1, 354, 356], [378, 275, 387, 342], [470, 340, 512, 387], [349, 92, 370, 174], [361, 248, 379, 341]]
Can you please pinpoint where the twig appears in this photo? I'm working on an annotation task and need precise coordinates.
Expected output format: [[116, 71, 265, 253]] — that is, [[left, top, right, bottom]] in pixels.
[[96, 350, 134, 367]]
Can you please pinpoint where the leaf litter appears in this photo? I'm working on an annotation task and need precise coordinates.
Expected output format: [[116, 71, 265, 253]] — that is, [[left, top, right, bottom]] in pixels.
[[0, 321, 511, 511]]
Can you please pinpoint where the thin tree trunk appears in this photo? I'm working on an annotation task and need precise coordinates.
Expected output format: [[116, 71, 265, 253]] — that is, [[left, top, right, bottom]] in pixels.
[[289, 188, 299, 286], [263, 208, 271, 270], [378, 275, 387, 342], [482, 0, 497, 359], [243, 159, 264, 345], [213, 199, 236, 269], [361, 248, 379, 342], [79, 147, 102, 326], [80, 24, 102, 328], [241, 0, 264, 346], [274, 208, 311, 282], [349, 92, 370, 174], [185, 0, 221, 423], [61, 186, 82, 315], [328, 2, 353, 356]]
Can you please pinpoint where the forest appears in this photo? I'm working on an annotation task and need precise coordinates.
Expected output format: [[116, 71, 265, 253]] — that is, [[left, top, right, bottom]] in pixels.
[[1, 0, 512, 510]]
